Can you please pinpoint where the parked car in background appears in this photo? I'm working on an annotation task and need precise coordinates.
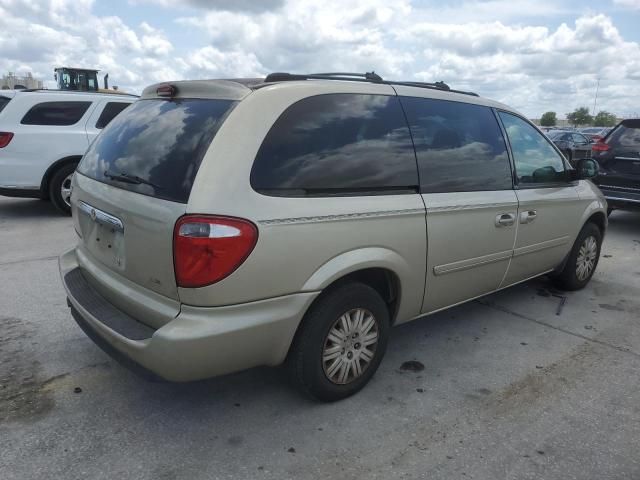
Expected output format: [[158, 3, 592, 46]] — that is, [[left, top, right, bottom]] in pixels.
[[592, 118, 640, 214], [60, 73, 606, 401], [0, 89, 137, 214], [579, 127, 612, 142], [547, 130, 593, 165]]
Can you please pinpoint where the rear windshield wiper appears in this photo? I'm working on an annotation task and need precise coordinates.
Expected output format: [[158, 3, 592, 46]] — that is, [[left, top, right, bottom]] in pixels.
[[104, 170, 162, 190]]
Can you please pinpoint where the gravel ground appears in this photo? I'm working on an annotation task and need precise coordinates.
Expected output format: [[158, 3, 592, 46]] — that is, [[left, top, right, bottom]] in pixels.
[[1, 196, 639, 480]]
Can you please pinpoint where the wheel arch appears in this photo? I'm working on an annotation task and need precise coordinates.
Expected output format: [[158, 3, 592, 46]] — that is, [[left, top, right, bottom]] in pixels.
[[301, 247, 411, 325], [585, 210, 606, 235], [39, 155, 82, 199], [554, 202, 607, 274]]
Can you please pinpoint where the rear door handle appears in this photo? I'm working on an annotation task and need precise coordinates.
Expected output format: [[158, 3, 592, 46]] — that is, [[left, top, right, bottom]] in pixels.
[[495, 213, 516, 227], [520, 210, 537, 224]]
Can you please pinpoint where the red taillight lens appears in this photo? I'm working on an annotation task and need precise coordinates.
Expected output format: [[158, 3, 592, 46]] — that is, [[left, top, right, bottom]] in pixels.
[[173, 215, 258, 288], [156, 84, 177, 97], [591, 141, 610, 153], [0, 132, 13, 148]]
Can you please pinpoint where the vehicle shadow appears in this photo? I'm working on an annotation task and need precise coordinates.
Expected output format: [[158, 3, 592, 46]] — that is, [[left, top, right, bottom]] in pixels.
[[607, 209, 640, 235], [110, 277, 551, 412], [0, 198, 62, 220]]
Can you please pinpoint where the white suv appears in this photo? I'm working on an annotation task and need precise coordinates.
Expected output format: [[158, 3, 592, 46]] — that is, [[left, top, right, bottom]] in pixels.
[[0, 89, 137, 213]]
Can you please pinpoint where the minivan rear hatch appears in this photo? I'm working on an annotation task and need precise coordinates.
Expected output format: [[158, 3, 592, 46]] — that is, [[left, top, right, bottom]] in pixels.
[[73, 81, 246, 304]]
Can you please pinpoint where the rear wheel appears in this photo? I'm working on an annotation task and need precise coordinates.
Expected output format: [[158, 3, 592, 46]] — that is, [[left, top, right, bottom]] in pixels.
[[552, 222, 602, 291], [49, 163, 77, 215], [288, 282, 390, 402]]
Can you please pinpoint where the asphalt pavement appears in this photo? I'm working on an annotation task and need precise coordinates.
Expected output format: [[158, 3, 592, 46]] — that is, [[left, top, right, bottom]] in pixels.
[[1, 196, 639, 480]]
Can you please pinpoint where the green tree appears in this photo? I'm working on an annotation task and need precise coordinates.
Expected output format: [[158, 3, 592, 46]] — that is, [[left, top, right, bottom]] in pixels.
[[540, 111, 557, 127], [566, 107, 593, 126], [593, 110, 617, 127]]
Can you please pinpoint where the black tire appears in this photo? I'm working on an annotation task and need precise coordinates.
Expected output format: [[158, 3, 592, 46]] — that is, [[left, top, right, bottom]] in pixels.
[[607, 207, 614, 217], [288, 282, 390, 402], [49, 163, 77, 215], [552, 222, 602, 291]]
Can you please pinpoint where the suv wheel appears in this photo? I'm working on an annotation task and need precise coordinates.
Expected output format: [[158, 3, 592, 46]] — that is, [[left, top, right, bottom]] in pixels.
[[49, 163, 77, 215], [552, 222, 602, 291], [288, 282, 390, 401]]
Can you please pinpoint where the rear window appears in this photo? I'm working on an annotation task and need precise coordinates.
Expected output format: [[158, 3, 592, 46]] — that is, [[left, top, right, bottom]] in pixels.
[[21, 101, 92, 125], [0, 96, 10, 115], [607, 120, 640, 149], [95, 101, 131, 129], [251, 93, 418, 196], [77, 98, 235, 203]]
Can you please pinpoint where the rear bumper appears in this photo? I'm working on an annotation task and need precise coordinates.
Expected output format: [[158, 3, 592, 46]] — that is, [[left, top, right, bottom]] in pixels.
[[599, 187, 640, 209], [59, 248, 319, 381]]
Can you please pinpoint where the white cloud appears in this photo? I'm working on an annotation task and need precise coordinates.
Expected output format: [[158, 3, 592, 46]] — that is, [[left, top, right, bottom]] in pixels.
[[1, 0, 639, 117], [613, 0, 640, 9], [131, 0, 284, 12], [0, 0, 173, 91]]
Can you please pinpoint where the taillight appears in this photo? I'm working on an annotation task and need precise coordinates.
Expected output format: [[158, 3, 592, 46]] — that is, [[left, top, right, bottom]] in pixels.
[[591, 141, 610, 153], [0, 132, 13, 148], [173, 215, 258, 288], [157, 84, 177, 97]]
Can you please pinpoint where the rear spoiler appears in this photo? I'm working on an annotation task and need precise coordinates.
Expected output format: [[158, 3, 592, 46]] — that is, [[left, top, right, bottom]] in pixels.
[[141, 80, 252, 101]]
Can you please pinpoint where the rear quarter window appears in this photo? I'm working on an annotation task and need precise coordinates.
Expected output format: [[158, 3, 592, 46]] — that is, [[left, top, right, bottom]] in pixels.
[[0, 96, 10, 115], [21, 101, 92, 126], [77, 98, 236, 203], [95, 101, 131, 129], [251, 93, 419, 196]]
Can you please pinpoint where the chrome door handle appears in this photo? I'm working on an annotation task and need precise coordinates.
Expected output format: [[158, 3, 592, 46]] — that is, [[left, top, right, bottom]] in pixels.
[[495, 213, 516, 227], [520, 210, 537, 224]]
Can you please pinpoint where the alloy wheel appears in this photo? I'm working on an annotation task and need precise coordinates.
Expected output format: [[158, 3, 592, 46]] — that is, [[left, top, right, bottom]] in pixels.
[[322, 308, 379, 385], [576, 235, 597, 281]]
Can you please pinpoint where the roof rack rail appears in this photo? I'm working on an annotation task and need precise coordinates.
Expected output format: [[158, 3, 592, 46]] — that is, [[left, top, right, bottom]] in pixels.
[[264, 72, 383, 83], [262, 71, 478, 97]]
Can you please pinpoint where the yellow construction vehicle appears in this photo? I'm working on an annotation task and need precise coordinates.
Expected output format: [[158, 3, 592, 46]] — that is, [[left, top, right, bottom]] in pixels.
[[53, 67, 123, 94]]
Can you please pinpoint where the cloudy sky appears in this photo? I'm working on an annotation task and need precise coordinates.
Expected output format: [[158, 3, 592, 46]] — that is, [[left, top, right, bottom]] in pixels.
[[1, 0, 639, 117]]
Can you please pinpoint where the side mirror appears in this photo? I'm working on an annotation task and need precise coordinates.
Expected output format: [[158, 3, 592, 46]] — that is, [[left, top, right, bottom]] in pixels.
[[573, 158, 599, 180]]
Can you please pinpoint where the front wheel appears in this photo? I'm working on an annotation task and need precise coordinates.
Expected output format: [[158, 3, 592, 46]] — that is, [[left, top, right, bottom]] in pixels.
[[49, 163, 77, 215], [552, 222, 602, 291], [288, 283, 390, 402]]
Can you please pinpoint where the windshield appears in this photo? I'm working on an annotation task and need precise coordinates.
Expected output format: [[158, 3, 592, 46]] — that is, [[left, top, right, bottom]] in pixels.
[[77, 98, 236, 203]]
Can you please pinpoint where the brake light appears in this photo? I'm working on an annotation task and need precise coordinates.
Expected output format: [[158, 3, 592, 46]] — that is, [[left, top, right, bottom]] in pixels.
[[0, 132, 13, 148], [173, 215, 258, 288], [591, 141, 610, 153], [156, 84, 177, 97]]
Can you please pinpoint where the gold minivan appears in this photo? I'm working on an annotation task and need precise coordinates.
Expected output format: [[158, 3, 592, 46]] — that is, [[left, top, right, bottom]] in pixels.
[[60, 73, 606, 401]]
